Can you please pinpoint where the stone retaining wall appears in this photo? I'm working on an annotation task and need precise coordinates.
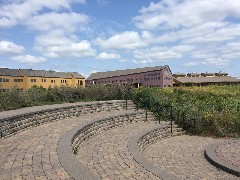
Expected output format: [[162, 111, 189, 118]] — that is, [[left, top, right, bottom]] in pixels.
[[0, 100, 133, 139], [72, 111, 146, 149], [137, 126, 173, 153], [128, 126, 181, 180], [58, 110, 147, 180]]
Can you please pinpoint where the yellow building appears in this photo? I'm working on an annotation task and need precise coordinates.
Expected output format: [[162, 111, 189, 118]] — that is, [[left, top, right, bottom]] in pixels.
[[68, 72, 85, 87], [0, 68, 25, 92], [0, 68, 85, 91]]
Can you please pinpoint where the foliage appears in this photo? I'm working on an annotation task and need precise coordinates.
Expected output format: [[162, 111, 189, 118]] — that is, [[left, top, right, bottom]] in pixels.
[[131, 86, 240, 138], [0, 84, 131, 111]]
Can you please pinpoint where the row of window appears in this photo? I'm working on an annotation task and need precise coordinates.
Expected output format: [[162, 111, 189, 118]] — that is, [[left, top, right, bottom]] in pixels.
[[61, 80, 67, 83], [144, 77, 161, 81], [14, 79, 23, 82], [0, 78, 9, 82], [1, 78, 83, 84], [0, 78, 25, 83], [144, 73, 161, 77], [92, 76, 163, 85]]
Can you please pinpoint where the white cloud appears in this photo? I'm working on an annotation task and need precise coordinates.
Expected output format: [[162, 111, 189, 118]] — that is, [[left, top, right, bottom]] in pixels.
[[202, 58, 229, 67], [183, 62, 201, 67], [11, 55, 46, 65], [183, 58, 229, 68], [35, 31, 96, 58], [26, 12, 89, 32], [0, 41, 25, 55], [118, 58, 129, 63], [96, 31, 148, 50], [171, 45, 195, 53], [134, 0, 240, 30], [0, 0, 85, 28], [97, 52, 120, 60], [133, 46, 182, 64], [220, 42, 240, 59], [191, 50, 217, 59]]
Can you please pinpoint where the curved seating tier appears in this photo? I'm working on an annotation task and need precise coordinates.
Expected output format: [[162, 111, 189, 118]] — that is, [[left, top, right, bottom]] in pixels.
[[0, 100, 134, 139]]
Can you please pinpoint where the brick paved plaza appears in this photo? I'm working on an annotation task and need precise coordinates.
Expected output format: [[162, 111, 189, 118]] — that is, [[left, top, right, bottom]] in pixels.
[[0, 101, 239, 180], [142, 135, 237, 179]]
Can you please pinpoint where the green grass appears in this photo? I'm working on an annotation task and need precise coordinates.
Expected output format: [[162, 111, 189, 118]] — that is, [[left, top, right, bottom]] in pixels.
[[0, 85, 130, 111], [131, 86, 240, 138]]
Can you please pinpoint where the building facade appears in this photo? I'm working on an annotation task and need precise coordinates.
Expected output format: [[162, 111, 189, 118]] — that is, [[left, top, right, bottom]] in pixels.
[[0, 68, 85, 92], [173, 72, 240, 86], [0, 68, 25, 92], [86, 65, 173, 88]]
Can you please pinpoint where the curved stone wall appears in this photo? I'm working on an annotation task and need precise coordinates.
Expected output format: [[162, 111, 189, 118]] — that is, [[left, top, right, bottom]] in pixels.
[[0, 100, 132, 139], [205, 140, 240, 177], [57, 110, 147, 180], [128, 125, 181, 180]]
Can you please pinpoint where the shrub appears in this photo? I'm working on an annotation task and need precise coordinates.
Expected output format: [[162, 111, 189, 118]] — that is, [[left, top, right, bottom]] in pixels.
[[132, 86, 240, 138]]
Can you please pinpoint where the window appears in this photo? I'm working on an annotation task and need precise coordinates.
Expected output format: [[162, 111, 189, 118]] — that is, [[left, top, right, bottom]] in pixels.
[[61, 80, 67, 84], [42, 79, 46, 82], [2, 78, 9, 82], [14, 79, 23, 82], [78, 80, 83, 86], [31, 79, 36, 82], [51, 80, 55, 83], [0, 78, 2, 82]]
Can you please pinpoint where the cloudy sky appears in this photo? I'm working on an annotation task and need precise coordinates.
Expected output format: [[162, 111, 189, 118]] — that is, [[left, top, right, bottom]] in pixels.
[[1, 0, 240, 77]]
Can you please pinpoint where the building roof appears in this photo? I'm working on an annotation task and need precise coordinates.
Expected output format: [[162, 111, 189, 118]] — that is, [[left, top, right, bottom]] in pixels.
[[20, 69, 72, 78], [174, 76, 240, 84], [87, 66, 166, 80], [68, 72, 85, 79], [172, 73, 186, 77], [215, 72, 228, 76], [0, 68, 23, 77], [201, 72, 215, 76], [187, 73, 200, 77]]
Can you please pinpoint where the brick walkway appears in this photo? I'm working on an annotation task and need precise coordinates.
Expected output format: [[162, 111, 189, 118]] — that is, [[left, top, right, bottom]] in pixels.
[[77, 121, 162, 180], [216, 141, 240, 168], [0, 111, 129, 180], [1, 106, 238, 180], [142, 135, 237, 180]]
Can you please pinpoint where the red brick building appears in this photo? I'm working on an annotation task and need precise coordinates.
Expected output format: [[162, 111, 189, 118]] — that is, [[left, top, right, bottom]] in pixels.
[[86, 65, 173, 88]]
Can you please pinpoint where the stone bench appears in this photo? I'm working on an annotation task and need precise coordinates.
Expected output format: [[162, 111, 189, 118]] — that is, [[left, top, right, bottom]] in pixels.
[[0, 100, 134, 139], [128, 125, 183, 180], [57, 110, 150, 180]]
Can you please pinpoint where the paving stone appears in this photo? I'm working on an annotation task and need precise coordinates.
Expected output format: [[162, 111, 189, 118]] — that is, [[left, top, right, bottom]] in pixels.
[[142, 135, 237, 180], [0, 110, 128, 180], [77, 121, 161, 179]]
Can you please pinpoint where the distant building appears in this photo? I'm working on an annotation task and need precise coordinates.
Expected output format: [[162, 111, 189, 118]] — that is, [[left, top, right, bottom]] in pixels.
[[173, 72, 240, 87], [0, 68, 25, 92], [86, 65, 173, 88], [0, 68, 85, 92]]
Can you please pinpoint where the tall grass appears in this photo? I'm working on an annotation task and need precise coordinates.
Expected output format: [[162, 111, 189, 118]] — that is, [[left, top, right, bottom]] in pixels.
[[131, 86, 240, 137], [0, 85, 130, 111]]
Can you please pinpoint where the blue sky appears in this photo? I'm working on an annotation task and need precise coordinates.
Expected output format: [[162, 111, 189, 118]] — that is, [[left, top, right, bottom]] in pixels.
[[1, 0, 240, 77]]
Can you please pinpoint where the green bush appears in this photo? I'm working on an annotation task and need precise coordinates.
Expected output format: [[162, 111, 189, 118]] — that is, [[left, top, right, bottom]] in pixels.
[[0, 84, 132, 112], [132, 86, 240, 138]]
